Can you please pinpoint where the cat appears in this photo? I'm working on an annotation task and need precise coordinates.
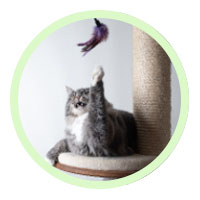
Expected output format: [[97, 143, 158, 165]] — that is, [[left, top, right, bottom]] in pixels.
[[47, 66, 137, 165]]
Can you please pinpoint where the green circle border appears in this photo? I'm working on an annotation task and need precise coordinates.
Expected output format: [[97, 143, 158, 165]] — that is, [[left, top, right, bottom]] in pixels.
[[10, 10, 189, 189]]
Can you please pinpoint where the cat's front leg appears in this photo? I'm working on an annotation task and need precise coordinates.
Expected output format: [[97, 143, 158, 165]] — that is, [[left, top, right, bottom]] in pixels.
[[87, 66, 108, 148], [46, 139, 69, 165]]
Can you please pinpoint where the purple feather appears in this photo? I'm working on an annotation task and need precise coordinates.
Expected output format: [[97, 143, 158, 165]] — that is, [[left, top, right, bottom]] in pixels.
[[77, 18, 109, 56]]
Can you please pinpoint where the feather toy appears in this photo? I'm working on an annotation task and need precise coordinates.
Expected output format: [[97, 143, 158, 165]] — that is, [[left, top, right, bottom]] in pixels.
[[77, 18, 109, 56]]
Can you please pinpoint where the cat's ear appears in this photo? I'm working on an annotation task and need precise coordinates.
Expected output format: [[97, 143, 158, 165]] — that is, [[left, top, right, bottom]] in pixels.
[[65, 86, 73, 94]]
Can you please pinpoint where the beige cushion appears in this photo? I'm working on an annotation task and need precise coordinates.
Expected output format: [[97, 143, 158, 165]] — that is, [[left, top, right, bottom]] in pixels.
[[58, 153, 155, 171]]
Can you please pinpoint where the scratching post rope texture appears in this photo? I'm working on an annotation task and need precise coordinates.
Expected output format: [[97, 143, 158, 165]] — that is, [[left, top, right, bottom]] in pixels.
[[133, 27, 171, 155]]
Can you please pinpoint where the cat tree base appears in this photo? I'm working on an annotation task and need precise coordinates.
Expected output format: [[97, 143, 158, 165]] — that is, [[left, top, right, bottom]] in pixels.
[[55, 153, 155, 178]]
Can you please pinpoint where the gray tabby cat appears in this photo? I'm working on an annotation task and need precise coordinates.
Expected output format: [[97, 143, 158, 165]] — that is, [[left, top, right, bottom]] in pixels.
[[47, 66, 137, 164]]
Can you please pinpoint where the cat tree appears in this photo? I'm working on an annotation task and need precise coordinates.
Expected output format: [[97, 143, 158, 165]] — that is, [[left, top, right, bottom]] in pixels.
[[55, 27, 171, 178]]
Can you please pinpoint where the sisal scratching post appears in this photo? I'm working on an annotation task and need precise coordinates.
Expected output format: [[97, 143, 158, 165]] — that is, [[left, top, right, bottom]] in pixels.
[[133, 27, 171, 155]]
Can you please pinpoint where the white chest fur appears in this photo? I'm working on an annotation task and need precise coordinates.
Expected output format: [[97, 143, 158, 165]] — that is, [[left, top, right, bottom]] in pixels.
[[67, 113, 88, 144]]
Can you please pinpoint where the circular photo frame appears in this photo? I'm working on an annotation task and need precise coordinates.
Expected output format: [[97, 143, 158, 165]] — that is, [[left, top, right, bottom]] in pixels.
[[10, 10, 189, 189]]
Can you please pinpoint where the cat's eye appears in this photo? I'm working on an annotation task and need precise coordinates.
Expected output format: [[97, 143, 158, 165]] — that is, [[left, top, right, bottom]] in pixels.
[[81, 97, 87, 101], [76, 102, 86, 107]]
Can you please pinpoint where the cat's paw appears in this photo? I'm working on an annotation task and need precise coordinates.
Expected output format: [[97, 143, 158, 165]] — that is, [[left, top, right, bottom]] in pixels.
[[46, 150, 58, 166], [45, 157, 56, 166], [91, 65, 104, 86]]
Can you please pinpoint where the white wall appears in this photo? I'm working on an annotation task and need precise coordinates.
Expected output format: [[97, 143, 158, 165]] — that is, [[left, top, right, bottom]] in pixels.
[[18, 19, 180, 157]]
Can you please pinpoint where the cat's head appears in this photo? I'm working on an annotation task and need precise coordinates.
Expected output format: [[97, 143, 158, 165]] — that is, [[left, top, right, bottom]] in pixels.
[[65, 86, 89, 116]]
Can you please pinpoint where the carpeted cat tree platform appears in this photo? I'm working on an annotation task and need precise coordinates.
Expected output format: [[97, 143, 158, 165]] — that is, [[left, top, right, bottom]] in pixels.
[[55, 27, 171, 178]]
